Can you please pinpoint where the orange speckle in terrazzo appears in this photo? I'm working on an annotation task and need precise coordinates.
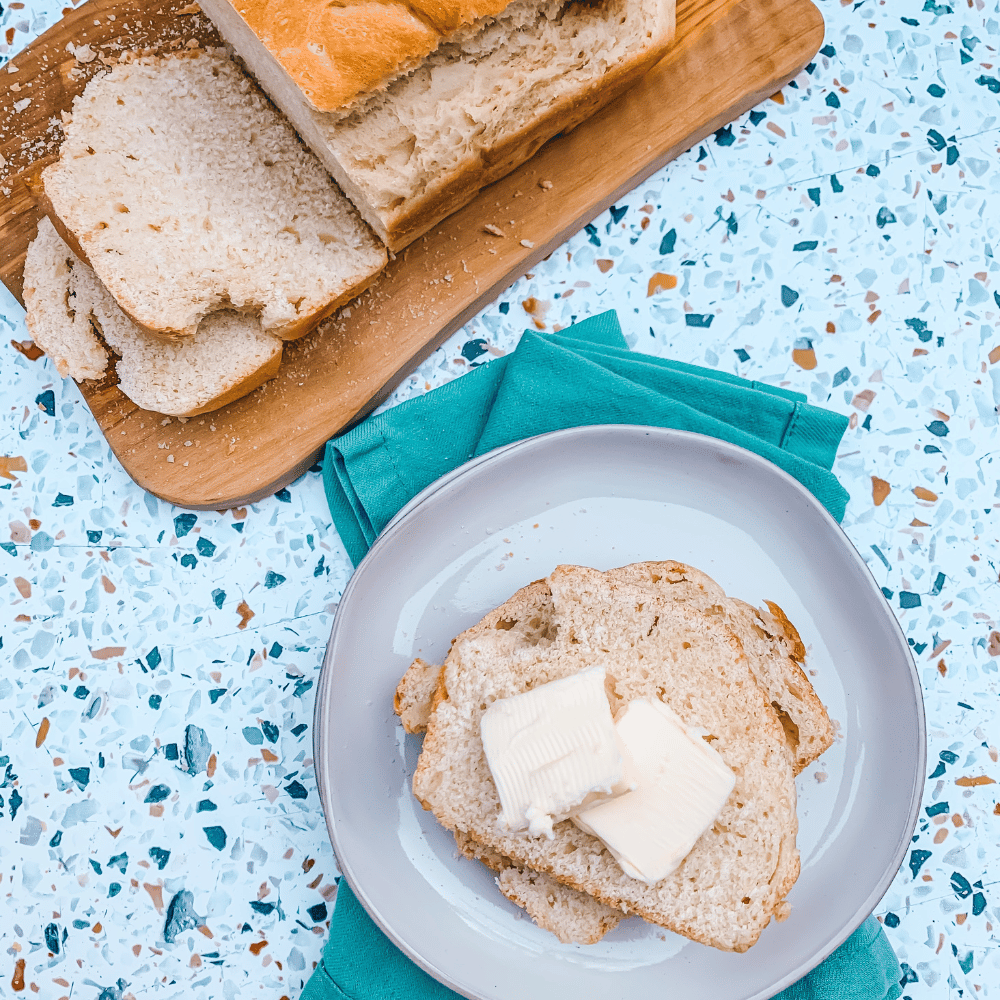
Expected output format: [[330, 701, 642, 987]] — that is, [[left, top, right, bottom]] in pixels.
[[0, 455, 28, 480], [249, 940, 268, 956], [851, 390, 876, 412], [35, 718, 49, 748], [913, 487, 938, 502], [955, 775, 996, 787], [596, 259, 614, 273], [90, 646, 126, 660], [871, 477, 890, 506], [237, 601, 255, 630], [11, 958, 25, 992], [647, 273, 677, 296], [143, 883, 164, 913], [792, 347, 816, 370]]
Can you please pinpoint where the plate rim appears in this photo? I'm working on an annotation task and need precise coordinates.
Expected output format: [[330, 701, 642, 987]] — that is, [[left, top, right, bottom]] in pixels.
[[314, 424, 926, 1000]]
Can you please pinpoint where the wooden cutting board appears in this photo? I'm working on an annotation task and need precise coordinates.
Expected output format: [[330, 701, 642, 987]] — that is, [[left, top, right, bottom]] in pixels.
[[0, 0, 823, 509]]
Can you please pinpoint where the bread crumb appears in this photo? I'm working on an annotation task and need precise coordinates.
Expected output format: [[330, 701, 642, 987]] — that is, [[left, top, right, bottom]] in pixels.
[[484, 224, 504, 237], [166, 454, 174, 462], [73, 44, 98, 64], [539, 180, 553, 190], [520, 240, 535, 249]]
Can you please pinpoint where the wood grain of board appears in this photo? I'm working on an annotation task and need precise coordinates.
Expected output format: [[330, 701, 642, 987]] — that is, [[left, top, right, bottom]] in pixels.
[[0, 0, 823, 509]]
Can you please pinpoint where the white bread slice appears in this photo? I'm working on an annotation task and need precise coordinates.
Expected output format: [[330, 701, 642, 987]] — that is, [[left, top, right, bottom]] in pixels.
[[454, 830, 623, 944], [202, 0, 675, 250], [413, 568, 799, 953], [395, 659, 444, 735], [396, 569, 831, 769], [23, 218, 284, 417], [40, 49, 386, 340], [610, 562, 834, 774], [22, 217, 110, 381]]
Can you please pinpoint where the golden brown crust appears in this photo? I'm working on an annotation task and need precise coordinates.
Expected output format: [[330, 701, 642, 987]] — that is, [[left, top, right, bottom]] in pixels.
[[230, 0, 517, 113], [763, 599, 807, 663], [380, 33, 673, 252]]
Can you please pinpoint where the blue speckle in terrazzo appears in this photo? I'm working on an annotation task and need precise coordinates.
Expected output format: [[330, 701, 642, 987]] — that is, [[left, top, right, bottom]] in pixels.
[[3, 0, 1000, 995]]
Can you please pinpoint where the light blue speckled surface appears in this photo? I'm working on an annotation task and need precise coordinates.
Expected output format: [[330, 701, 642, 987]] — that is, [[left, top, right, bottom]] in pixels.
[[1, 0, 999, 996]]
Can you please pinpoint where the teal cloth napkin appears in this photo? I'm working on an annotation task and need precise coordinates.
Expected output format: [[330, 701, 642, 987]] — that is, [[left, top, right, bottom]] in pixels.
[[314, 311, 901, 1000], [324, 310, 850, 566], [302, 883, 902, 1000]]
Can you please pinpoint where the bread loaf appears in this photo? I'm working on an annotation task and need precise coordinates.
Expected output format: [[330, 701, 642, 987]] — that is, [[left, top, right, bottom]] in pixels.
[[200, 0, 675, 250], [411, 566, 801, 952], [41, 49, 386, 340], [212, 0, 522, 113], [23, 218, 284, 417]]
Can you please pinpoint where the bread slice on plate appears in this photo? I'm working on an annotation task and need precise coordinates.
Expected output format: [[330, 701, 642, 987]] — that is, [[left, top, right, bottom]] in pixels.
[[454, 830, 623, 945], [23, 218, 284, 417], [409, 566, 802, 953], [599, 561, 834, 774], [200, 0, 676, 250], [40, 48, 386, 340]]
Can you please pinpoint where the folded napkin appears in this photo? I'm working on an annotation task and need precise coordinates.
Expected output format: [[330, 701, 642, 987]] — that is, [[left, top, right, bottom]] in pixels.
[[324, 310, 850, 566], [302, 882, 902, 1000], [314, 311, 901, 1000]]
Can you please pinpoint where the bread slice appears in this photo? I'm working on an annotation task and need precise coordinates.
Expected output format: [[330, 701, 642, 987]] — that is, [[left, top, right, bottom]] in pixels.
[[610, 561, 834, 774], [395, 659, 444, 735], [207, 0, 524, 113], [40, 48, 386, 340], [23, 218, 284, 417], [396, 567, 831, 770], [202, 0, 675, 250], [21, 217, 110, 382], [454, 830, 623, 944], [413, 567, 799, 953]]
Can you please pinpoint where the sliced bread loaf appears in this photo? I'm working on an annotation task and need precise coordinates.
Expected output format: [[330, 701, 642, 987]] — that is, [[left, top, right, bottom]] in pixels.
[[206, 0, 522, 113], [204, 0, 675, 250], [24, 218, 284, 417], [41, 49, 386, 339], [413, 566, 799, 952]]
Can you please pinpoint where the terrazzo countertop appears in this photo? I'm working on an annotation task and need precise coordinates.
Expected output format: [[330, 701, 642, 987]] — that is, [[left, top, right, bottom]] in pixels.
[[2, 0, 1000, 995]]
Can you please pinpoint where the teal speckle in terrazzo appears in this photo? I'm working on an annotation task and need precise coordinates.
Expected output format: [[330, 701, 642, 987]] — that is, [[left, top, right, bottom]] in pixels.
[[3, 0, 1000, 995]]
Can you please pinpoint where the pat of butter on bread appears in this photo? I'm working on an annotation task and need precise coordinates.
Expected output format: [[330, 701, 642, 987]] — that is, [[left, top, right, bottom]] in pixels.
[[480, 666, 630, 838], [573, 697, 735, 886]]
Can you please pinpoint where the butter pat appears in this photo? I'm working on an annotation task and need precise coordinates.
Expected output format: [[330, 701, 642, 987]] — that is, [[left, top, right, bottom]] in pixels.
[[481, 667, 625, 838], [574, 697, 735, 885]]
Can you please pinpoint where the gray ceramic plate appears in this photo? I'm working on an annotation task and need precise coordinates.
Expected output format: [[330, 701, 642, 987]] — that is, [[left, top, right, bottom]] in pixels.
[[314, 425, 925, 1000]]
